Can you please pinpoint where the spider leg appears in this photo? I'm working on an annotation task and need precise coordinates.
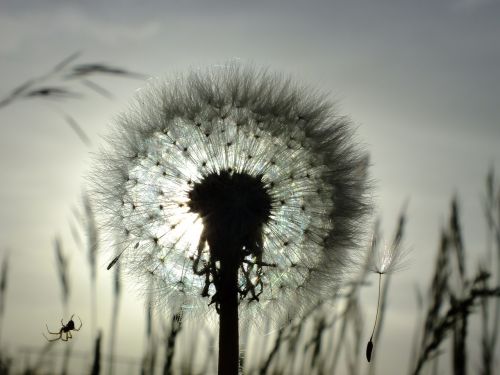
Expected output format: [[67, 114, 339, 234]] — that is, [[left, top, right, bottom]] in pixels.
[[46, 325, 62, 335], [73, 315, 82, 331], [43, 332, 62, 342], [68, 331, 73, 339], [61, 332, 68, 341]]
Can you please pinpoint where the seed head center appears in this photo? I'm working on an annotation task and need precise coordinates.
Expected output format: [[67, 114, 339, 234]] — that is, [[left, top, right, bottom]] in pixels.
[[188, 170, 272, 258]]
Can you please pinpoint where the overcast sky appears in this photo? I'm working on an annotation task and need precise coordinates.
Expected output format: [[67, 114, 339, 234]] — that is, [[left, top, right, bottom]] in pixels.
[[1, 0, 499, 373]]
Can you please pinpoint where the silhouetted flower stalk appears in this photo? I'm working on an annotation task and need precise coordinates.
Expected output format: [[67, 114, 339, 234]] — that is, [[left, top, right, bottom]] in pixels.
[[92, 64, 370, 374]]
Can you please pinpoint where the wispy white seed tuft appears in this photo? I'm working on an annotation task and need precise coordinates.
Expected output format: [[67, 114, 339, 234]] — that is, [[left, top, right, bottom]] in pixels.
[[369, 239, 410, 275]]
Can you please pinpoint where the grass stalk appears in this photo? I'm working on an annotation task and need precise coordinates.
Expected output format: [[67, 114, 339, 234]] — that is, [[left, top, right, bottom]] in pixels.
[[91, 331, 102, 375], [0, 253, 9, 352], [107, 252, 121, 375]]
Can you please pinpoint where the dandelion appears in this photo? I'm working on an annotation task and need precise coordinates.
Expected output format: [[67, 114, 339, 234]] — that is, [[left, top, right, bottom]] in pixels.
[[91, 64, 370, 374], [366, 236, 410, 362]]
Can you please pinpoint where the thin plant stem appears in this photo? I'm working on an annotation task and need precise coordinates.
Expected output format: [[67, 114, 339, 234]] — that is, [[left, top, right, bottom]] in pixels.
[[107, 294, 120, 375], [91, 279, 97, 342], [370, 273, 383, 341], [367, 272, 383, 362], [218, 248, 239, 375]]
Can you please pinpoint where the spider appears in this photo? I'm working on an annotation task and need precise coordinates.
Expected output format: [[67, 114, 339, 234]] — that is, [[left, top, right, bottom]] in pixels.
[[43, 314, 82, 342]]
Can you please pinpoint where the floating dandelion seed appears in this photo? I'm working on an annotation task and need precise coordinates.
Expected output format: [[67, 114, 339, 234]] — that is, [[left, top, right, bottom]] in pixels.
[[366, 238, 410, 363], [370, 239, 409, 276], [91, 64, 370, 374]]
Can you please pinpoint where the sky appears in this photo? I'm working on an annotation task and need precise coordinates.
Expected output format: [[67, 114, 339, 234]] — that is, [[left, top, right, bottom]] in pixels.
[[1, 0, 499, 373]]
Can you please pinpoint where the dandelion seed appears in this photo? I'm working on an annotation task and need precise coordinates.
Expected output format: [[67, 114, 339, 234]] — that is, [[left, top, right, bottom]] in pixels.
[[366, 339, 374, 362], [366, 237, 410, 363], [370, 240, 410, 276], [91, 64, 370, 374]]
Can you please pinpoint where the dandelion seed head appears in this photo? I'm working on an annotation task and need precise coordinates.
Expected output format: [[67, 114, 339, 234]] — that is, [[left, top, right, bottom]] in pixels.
[[91, 64, 371, 323]]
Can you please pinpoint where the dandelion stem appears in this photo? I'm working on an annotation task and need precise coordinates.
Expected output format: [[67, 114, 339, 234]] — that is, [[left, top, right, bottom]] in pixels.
[[371, 273, 383, 341], [218, 246, 240, 375], [367, 272, 383, 362]]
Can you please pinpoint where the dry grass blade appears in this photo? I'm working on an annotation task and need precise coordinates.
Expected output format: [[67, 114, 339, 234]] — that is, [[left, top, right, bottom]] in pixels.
[[0, 79, 36, 108], [0, 254, 8, 316], [67, 64, 146, 79], [0, 253, 9, 351], [80, 79, 114, 99], [162, 312, 183, 375], [1, 51, 142, 110], [83, 193, 99, 338], [426, 232, 450, 335], [63, 114, 92, 146], [141, 277, 156, 375], [107, 241, 122, 375], [51, 51, 82, 73], [447, 198, 468, 375], [90, 331, 102, 375], [344, 298, 363, 373], [259, 326, 286, 374], [54, 236, 70, 305], [414, 279, 500, 375], [413, 230, 450, 374], [68, 216, 83, 252], [413, 208, 500, 375], [408, 285, 425, 374], [392, 200, 408, 249], [25, 87, 81, 100], [0, 51, 145, 148], [478, 264, 494, 375], [306, 314, 332, 369], [83, 194, 98, 282], [142, 335, 158, 375], [449, 198, 466, 282], [479, 167, 500, 375], [0, 52, 79, 108]]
